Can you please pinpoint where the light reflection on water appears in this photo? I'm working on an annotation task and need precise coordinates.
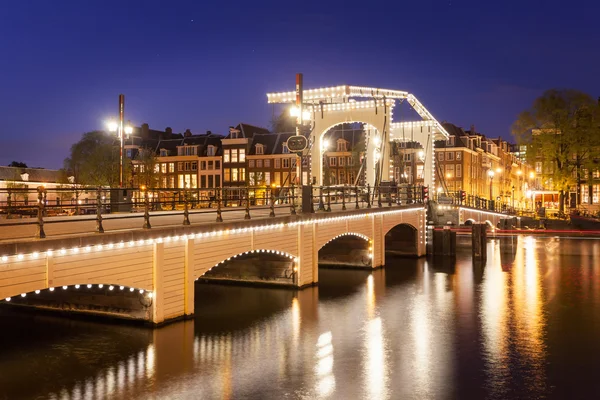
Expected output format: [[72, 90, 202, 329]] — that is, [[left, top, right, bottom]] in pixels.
[[3, 237, 600, 398]]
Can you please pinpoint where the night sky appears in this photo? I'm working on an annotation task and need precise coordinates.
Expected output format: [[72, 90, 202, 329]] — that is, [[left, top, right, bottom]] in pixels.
[[1, 0, 598, 169]]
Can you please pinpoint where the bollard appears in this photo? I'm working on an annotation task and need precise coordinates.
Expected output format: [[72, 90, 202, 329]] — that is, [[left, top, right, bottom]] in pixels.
[[96, 187, 104, 233], [37, 187, 46, 239], [143, 189, 151, 229], [377, 186, 382, 207], [472, 223, 487, 260], [183, 189, 191, 226], [341, 186, 346, 210], [326, 187, 331, 212], [269, 189, 276, 217], [290, 184, 297, 215], [366, 184, 371, 209], [387, 190, 392, 207], [216, 188, 223, 222], [355, 185, 360, 209], [318, 186, 325, 211], [244, 187, 251, 220]]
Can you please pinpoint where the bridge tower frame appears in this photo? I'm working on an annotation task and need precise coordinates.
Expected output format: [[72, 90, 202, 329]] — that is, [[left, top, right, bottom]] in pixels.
[[267, 85, 449, 189]]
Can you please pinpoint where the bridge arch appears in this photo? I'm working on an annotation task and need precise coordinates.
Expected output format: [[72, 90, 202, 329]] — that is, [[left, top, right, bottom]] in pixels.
[[384, 222, 419, 257], [318, 232, 372, 268], [198, 248, 298, 285]]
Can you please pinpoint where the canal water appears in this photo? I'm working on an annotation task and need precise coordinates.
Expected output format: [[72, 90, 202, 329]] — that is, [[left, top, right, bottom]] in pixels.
[[2, 236, 600, 399]]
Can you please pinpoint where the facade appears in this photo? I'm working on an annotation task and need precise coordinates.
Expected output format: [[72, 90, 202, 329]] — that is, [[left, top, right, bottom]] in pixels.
[[431, 123, 535, 209], [221, 124, 270, 189], [321, 127, 364, 186]]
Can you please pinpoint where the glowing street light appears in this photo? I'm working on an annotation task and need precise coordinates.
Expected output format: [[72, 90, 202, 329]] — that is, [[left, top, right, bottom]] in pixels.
[[107, 94, 134, 188], [488, 169, 495, 200]]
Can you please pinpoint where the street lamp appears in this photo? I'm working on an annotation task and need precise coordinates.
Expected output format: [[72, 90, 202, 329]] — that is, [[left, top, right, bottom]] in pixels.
[[107, 116, 133, 188], [488, 169, 495, 200]]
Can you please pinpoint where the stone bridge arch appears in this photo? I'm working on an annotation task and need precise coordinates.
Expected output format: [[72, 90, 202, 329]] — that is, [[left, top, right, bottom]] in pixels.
[[384, 223, 419, 257]]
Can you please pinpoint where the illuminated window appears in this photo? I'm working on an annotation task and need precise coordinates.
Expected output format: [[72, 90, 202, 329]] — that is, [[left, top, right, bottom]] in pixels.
[[224, 149, 231, 163], [264, 159, 270, 167], [248, 160, 255, 168], [239, 149, 245, 162], [275, 159, 281, 169], [231, 149, 238, 163], [256, 144, 264, 155], [169, 163, 175, 173], [224, 168, 231, 181], [438, 152, 444, 161]]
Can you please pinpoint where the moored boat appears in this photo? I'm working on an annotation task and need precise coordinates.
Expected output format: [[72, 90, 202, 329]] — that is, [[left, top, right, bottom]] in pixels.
[[570, 214, 600, 231]]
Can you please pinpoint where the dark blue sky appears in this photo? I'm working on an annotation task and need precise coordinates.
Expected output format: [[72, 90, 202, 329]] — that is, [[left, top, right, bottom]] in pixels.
[[1, 0, 598, 169]]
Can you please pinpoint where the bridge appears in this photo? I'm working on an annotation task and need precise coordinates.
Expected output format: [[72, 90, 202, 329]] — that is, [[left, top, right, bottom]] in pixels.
[[0, 185, 428, 325]]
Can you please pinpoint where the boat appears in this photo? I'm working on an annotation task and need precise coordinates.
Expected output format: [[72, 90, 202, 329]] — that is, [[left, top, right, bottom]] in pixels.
[[569, 213, 600, 231]]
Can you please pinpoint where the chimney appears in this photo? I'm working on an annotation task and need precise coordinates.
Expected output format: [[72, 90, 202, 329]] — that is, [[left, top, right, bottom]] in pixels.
[[165, 127, 173, 136], [141, 123, 150, 139], [206, 130, 212, 136], [470, 124, 475, 135], [184, 129, 192, 137]]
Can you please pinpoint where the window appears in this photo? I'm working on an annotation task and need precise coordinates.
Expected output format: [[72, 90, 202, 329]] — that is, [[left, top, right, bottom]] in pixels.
[[231, 149, 238, 163], [169, 163, 175, 173], [446, 152, 454, 161], [185, 162, 190, 171], [239, 168, 245, 182], [161, 163, 167, 173], [126, 149, 132, 158], [256, 144, 264, 155], [215, 160, 220, 170], [275, 159, 281, 169], [445, 164, 455, 177], [404, 154, 412, 162], [274, 172, 281, 185], [160, 149, 168, 157], [329, 157, 337, 167], [201, 161, 206, 170], [265, 172, 271, 185], [224, 149, 231, 163], [201, 175, 206, 188], [178, 162, 183, 171], [594, 184, 600, 204], [154, 164, 160, 173], [248, 160, 255, 168], [438, 152, 444, 161], [282, 143, 289, 154], [456, 152, 461, 160], [348, 156, 355, 166], [339, 170, 345, 184], [257, 160, 263, 168], [239, 149, 245, 162], [283, 158, 290, 168], [178, 146, 197, 156], [207, 146, 215, 156], [162, 177, 167, 188], [208, 175, 214, 188], [593, 170, 600, 179], [417, 165, 424, 180], [216, 175, 220, 187], [456, 164, 462, 178], [446, 137, 455, 146], [232, 168, 239, 182], [535, 162, 542, 174], [178, 174, 184, 188], [224, 168, 231, 181], [339, 157, 345, 166], [264, 159, 270, 168], [169, 176, 175, 188], [337, 140, 347, 151], [208, 161, 214, 170]]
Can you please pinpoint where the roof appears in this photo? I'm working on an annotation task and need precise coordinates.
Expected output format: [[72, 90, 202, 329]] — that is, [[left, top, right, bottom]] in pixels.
[[249, 132, 294, 155], [227, 123, 270, 139], [0, 166, 61, 183]]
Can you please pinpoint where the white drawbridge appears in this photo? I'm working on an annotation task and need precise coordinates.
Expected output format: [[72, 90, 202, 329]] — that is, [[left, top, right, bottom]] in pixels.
[[267, 85, 449, 189]]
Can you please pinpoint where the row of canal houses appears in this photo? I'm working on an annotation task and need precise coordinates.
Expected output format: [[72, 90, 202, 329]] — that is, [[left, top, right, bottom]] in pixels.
[[126, 123, 365, 201]]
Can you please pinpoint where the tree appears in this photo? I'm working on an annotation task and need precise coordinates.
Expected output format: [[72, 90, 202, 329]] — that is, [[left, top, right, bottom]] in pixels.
[[8, 161, 27, 168], [63, 131, 122, 187], [512, 89, 600, 212]]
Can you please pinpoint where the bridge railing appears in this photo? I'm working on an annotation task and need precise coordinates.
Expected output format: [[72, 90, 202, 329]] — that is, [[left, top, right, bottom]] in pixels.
[[0, 184, 424, 240], [438, 191, 528, 215]]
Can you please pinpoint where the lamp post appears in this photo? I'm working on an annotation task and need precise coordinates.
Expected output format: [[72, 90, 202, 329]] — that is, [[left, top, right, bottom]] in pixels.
[[488, 169, 495, 200], [512, 185, 515, 209], [107, 94, 133, 188]]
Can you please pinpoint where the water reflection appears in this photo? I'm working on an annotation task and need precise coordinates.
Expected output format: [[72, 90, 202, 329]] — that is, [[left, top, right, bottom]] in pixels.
[[4, 238, 600, 398]]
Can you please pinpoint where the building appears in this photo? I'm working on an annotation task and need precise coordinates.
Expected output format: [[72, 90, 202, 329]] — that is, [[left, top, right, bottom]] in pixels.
[[221, 124, 270, 190], [321, 127, 364, 186]]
